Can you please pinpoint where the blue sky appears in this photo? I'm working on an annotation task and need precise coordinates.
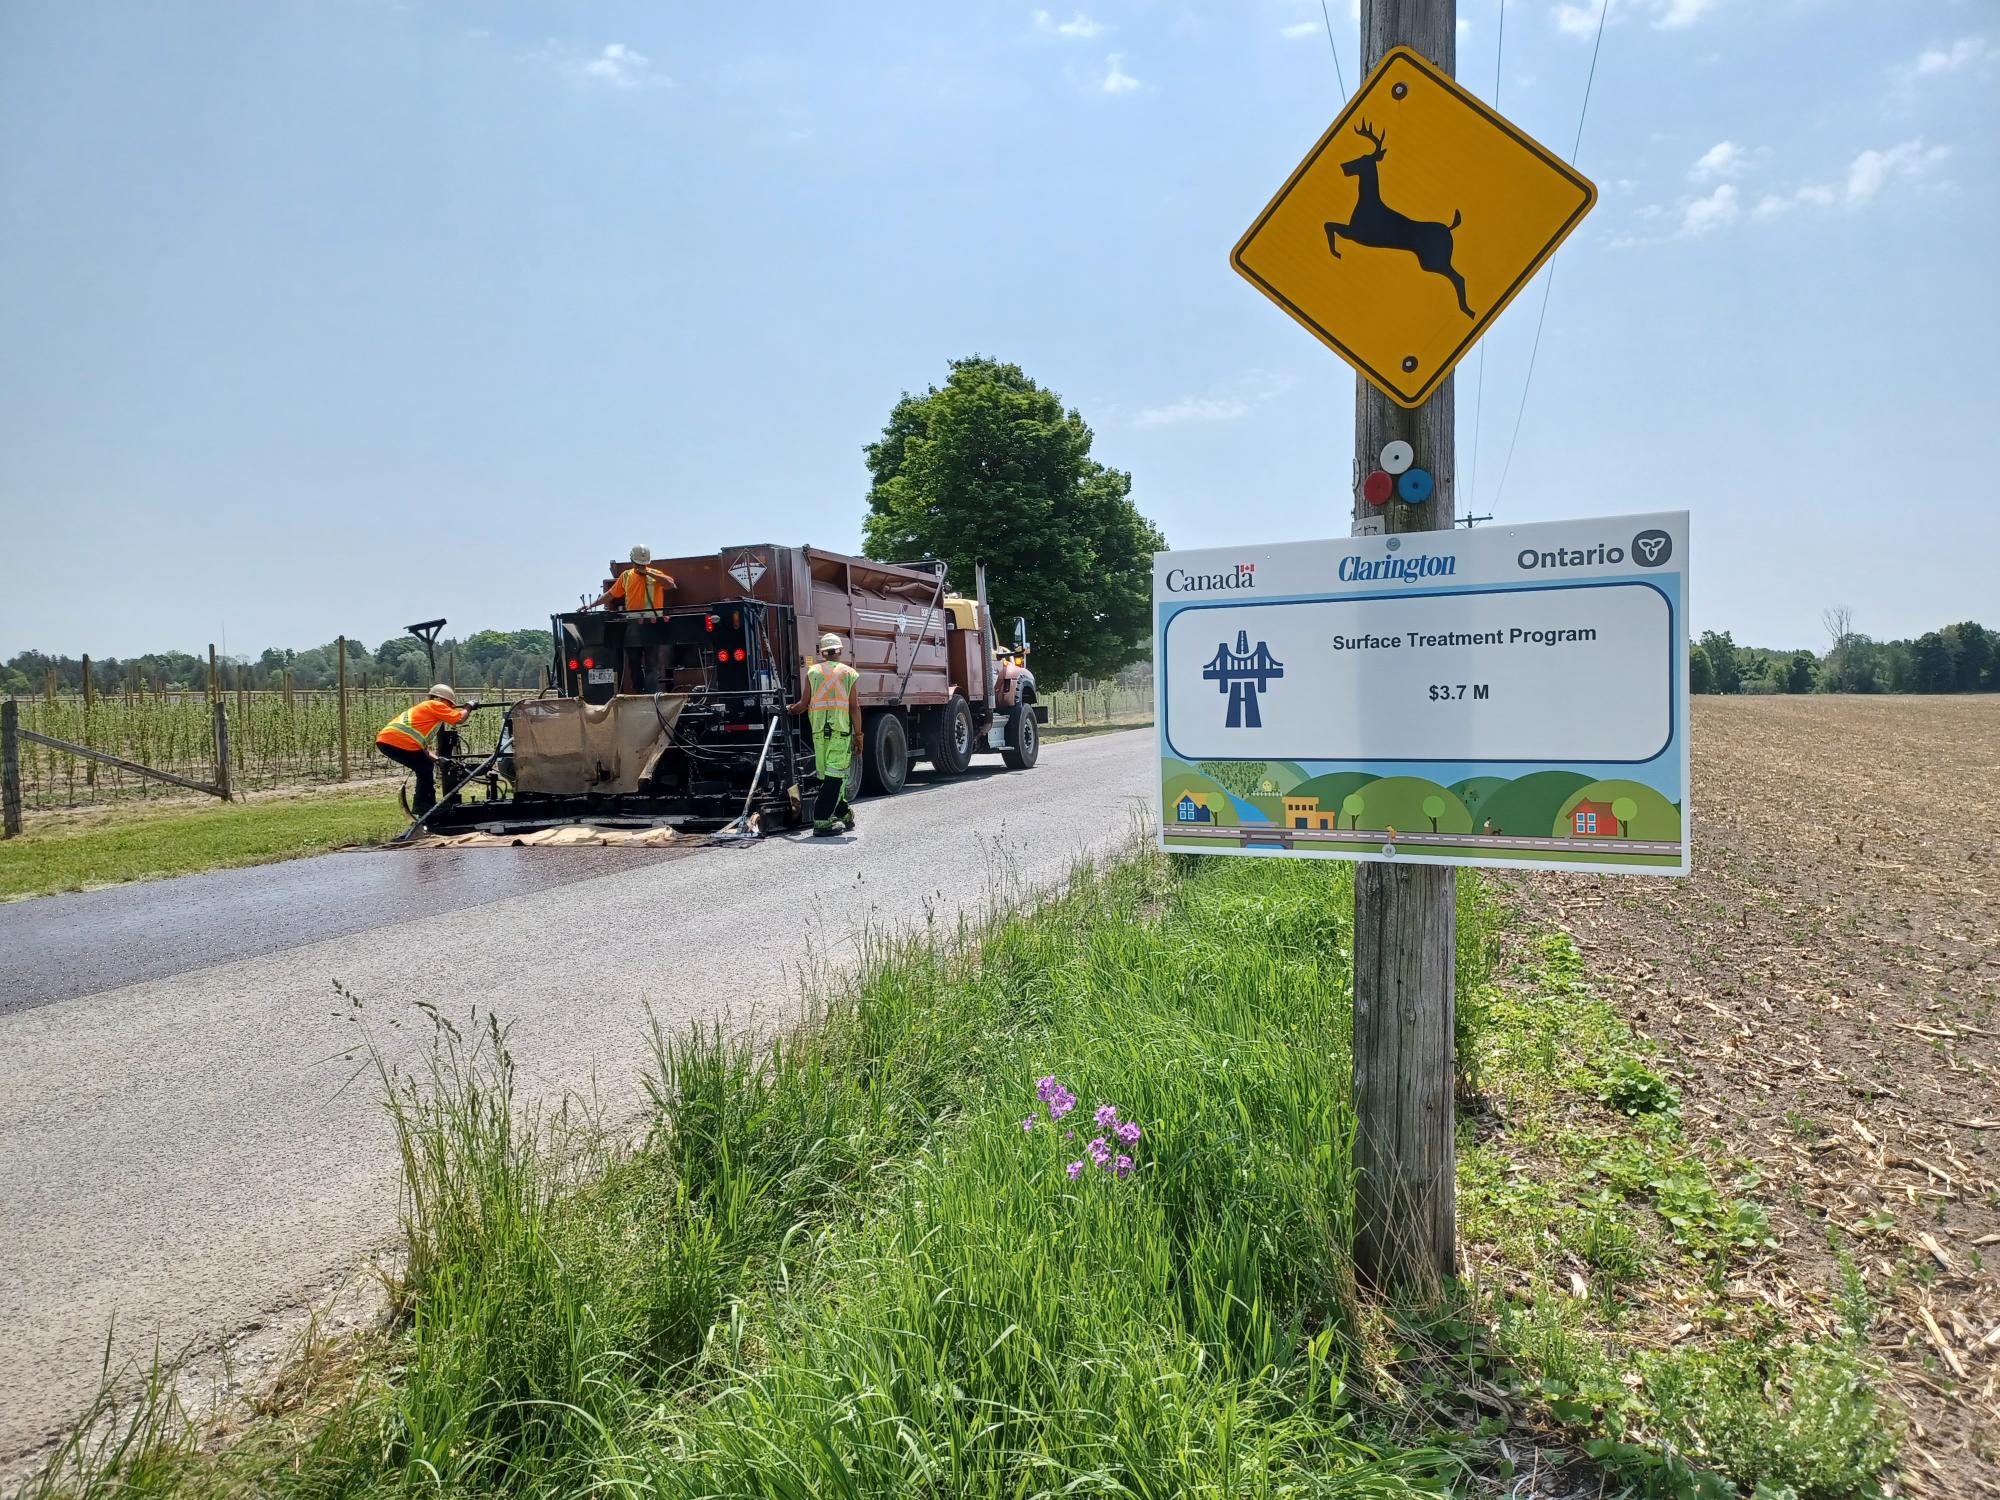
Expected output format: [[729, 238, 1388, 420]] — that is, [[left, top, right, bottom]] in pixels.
[[2, 0, 1993, 661]]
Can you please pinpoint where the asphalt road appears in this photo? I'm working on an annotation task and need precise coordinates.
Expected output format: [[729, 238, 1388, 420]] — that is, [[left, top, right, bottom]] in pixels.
[[0, 729, 1155, 1465]]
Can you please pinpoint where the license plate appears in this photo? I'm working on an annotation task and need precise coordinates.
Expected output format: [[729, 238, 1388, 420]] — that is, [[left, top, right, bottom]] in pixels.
[[587, 667, 615, 685]]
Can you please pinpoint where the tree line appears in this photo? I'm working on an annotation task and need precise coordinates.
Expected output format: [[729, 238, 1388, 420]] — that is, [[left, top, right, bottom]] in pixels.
[[1692, 613, 1996, 695]]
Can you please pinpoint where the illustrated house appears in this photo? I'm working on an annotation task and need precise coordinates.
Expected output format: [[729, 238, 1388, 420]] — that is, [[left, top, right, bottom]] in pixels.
[[1571, 799, 1616, 837], [1174, 792, 1213, 824], [1283, 795, 1336, 831]]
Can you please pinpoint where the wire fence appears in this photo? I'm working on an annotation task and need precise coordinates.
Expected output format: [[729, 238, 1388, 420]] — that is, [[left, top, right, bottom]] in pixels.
[[9, 689, 536, 810], [8, 674, 1154, 811]]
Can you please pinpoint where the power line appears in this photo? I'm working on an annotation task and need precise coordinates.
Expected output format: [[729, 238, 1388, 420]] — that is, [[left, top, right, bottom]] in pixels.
[[1466, 0, 1506, 521], [1489, 0, 1608, 515], [1318, 0, 1347, 97]]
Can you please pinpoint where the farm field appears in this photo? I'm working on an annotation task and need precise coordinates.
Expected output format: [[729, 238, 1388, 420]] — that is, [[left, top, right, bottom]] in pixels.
[[1509, 695, 2000, 1492]]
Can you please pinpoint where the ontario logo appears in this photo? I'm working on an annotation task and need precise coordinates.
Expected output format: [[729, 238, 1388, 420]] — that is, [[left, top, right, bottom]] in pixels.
[[1201, 629, 1284, 729], [1164, 562, 1257, 592]]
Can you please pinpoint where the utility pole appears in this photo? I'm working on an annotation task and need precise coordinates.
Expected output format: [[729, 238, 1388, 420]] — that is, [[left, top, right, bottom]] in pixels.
[[1349, 0, 1459, 1292]]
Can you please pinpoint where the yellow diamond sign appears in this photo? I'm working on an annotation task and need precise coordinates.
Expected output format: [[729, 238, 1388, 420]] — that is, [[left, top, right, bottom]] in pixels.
[[1232, 46, 1596, 409]]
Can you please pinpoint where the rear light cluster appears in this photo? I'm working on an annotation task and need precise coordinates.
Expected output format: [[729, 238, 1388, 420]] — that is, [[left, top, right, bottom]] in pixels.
[[731, 648, 746, 662], [565, 657, 595, 670]]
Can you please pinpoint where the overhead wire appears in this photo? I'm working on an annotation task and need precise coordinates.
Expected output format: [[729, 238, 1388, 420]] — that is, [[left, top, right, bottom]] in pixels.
[[1489, 0, 1609, 514], [1466, 0, 1506, 522], [1318, 0, 1348, 97]]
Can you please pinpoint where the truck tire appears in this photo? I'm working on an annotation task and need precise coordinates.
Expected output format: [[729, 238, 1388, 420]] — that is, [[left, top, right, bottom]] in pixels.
[[861, 709, 909, 796], [1001, 702, 1040, 770], [923, 694, 975, 776]]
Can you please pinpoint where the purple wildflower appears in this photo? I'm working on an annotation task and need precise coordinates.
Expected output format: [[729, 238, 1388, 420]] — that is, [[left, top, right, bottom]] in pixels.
[[1094, 1103, 1120, 1129], [1048, 1088, 1076, 1120], [1113, 1154, 1134, 1178], [1087, 1136, 1111, 1166], [1021, 1115, 1036, 1132], [1115, 1120, 1141, 1146], [1066, 1160, 1085, 1180]]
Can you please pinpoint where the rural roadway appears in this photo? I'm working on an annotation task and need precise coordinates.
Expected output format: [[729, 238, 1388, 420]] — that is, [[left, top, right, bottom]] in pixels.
[[0, 729, 1154, 1467]]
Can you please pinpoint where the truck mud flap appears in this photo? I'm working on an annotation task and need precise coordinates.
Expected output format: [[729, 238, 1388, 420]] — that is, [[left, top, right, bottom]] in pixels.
[[1033, 705, 1049, 724]]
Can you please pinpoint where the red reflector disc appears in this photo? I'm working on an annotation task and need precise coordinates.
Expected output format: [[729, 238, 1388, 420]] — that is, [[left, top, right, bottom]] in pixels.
[[1362, 470, 1394, 506]]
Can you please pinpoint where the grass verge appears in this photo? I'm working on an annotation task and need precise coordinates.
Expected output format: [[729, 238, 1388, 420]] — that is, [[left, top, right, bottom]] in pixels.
[[0, 788, 405, 900], [15, 852, 1899, 1499]]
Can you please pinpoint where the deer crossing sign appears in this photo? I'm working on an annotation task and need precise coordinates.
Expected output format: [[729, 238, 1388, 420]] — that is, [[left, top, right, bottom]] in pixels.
[[1232, 47, 1596, 408]]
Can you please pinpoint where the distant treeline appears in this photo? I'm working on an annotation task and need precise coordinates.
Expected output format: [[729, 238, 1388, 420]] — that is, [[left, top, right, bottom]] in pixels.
[[1, 628, 556, 698], [1693, 616, 1996, 695]]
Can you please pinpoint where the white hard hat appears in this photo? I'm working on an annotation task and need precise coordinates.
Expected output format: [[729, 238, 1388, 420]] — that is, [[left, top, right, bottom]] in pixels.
[[818, 633, 844, 654], [429, 683, 457, 704], [630, 545, 652, 564]]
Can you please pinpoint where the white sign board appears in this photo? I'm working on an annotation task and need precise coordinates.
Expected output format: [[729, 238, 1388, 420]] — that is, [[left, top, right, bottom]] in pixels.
[[1154, 512, 1689, 875]]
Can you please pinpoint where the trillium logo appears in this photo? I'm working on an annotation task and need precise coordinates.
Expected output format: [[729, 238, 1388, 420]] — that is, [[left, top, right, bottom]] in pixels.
[[1631, 529, 1673, 568]]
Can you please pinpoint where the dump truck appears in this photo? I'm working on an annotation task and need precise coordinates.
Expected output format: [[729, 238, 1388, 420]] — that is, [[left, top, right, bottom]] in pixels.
[[418, 545, 1045, 837]]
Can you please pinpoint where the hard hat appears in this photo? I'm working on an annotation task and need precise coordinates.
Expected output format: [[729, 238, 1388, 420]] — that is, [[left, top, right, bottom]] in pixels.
[[630, 545, 652, 564], [429, 683, 458, 704], [818, 633, 844, 654]]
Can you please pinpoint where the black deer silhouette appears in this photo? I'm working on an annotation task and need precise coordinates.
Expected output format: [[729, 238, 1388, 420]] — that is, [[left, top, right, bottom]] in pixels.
[[1324, 121, 1473, 318]]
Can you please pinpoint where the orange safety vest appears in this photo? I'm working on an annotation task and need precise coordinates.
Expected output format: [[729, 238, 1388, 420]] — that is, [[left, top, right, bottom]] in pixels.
[[377, 698, 468, 752], [615, 566, 671, 611]]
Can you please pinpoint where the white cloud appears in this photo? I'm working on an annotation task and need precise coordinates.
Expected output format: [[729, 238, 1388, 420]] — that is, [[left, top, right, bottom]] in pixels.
[[1844, 139, 1951, 205], [1912, 35, 1993, 75], [1130, 371, 1296, 429], [1102, 53, 1140, 93], [1034, 9, 1107, 39], [1281, 20, 1322, 40], [1553, 0, 1725, 38], [1688, 140, 1747, 181], [581, 42, 657, 89], [1677, 183, 1738, 237]]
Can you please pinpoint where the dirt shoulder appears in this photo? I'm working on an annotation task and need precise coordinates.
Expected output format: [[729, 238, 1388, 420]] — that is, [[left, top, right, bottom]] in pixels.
[[1507, 695, 2000, 1495]]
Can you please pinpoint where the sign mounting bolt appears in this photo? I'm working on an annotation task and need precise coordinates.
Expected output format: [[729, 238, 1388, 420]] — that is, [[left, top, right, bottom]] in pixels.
[[1401, 355, 1418, 372], [1391, 82, 1408, 99]]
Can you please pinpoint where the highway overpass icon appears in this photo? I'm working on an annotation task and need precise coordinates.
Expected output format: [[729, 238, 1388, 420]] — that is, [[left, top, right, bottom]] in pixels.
[[1202, 630, 1284, 729]]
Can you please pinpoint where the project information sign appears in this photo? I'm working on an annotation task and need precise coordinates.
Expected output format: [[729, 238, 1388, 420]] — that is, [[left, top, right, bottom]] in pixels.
[[1155, 512, 1689, 874]]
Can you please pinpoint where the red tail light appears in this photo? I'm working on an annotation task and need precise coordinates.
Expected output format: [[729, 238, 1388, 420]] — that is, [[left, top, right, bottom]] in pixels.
[[567, 658, 578, 670], [582, 656, 594, 669], [705, 615, 718, 632], [733, 648, 746, 662]]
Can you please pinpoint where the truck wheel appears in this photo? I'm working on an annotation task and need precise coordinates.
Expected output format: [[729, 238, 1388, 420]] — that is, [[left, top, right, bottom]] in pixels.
[[923, 694, 975, 776], [1001, 702, 1040, 770], [861, 710, 909, 796]]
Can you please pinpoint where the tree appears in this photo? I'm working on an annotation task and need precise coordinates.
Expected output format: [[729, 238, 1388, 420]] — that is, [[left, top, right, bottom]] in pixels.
[[1197, 760, 1267, 799], [1341, 792, 1365, 829], [1783, 651, 1816, 694], [1688, 640, 1713, 695], [1910, 631, 1957, 693], [1943, 622, 1993, 692], [1698, 630, 1741, 694], [862, 356, 1165, 682], [1420, 794, 1444, 832], [1611, 795, 1638, 837]]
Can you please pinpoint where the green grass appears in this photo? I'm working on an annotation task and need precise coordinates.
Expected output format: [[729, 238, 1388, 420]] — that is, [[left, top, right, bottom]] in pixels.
[[0, 789, 406, 899], [15, 852, 1897, 1500]]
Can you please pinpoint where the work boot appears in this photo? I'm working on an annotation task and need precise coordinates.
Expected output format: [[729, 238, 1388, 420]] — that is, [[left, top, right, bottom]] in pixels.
[[813, 821, 838, 838], [838, 807, 857, 832]]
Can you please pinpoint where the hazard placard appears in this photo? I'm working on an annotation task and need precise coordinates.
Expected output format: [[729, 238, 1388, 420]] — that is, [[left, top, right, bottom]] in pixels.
[[1232, 47, 1596, 408]]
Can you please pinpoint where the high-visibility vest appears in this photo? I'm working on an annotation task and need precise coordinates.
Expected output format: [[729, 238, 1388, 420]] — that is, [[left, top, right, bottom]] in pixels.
[[377, 699, 461, 752], [806, 660, 858, 729], [616, 567, 670, 611]]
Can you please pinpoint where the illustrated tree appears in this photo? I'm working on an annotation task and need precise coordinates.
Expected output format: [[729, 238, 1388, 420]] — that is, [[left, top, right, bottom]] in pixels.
[[1197, 760, 1268, 799], [1341, 792, 1364, 829], [1611, 796, 1638, 837], [862, 357, 1166, 682], [1421, 794, 1445, 832]]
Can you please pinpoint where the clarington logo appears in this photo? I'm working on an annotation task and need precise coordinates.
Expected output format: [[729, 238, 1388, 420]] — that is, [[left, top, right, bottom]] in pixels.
[[1338, 553, 1456, 584], [1164, 562, 1257, 592]]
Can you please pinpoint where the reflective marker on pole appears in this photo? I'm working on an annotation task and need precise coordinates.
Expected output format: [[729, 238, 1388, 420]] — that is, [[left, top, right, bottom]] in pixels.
[[1397, 467, 1435, 504], [1363, 470, 1395, 505], [1379, 440, 1414, 475]]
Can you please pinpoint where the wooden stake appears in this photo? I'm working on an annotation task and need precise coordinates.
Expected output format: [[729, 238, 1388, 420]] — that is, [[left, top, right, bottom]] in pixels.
[[1349, 0, 1460, 1294], [2, 700, 22, 838], [213, 700, 232, 801], [337, 636, 350, 781]]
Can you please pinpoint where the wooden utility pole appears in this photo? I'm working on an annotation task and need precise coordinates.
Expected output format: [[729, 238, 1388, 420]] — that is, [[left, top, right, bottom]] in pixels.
[[337, 636, 351, 781], [1349, 0, 1459, 1293]]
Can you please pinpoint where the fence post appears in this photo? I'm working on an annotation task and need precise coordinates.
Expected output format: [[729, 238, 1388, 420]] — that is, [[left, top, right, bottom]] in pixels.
[[3, 700, 21, 838], [208, 644, 218, 702], [338, 637, 350, 781], [213, 700, 233, 801], [82, 654, 97, 788]]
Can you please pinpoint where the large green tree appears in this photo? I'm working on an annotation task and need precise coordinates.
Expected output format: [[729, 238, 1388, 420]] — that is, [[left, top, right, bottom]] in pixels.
[[861, 356, 1165, 682]]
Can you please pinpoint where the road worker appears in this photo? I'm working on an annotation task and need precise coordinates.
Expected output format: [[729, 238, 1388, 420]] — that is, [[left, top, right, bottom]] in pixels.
[[786, 632, 863, 837], [587, 546, 678, 690], [375, 685, 470, 817]]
